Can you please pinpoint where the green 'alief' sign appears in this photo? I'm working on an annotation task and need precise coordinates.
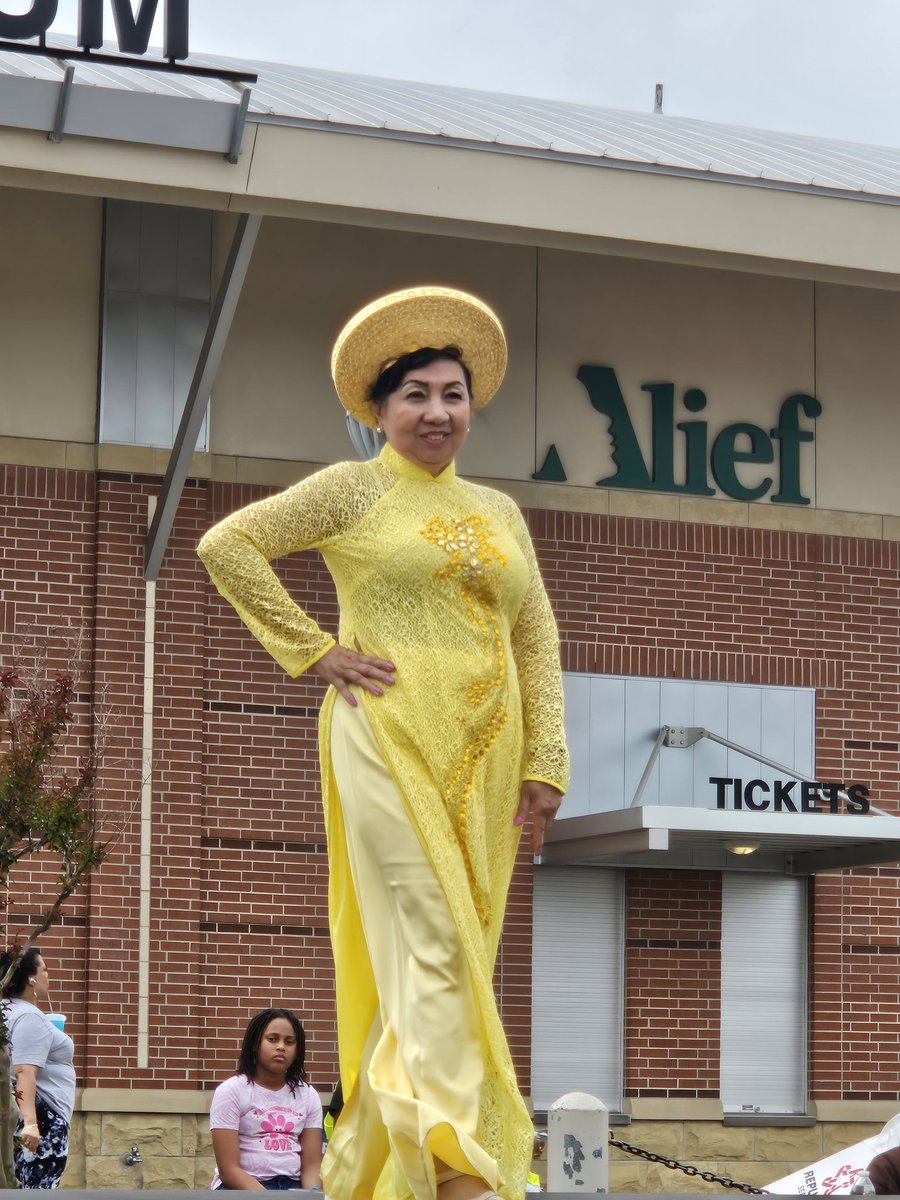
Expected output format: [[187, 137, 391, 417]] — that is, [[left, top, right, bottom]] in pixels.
[[534, 365, 822, 506]]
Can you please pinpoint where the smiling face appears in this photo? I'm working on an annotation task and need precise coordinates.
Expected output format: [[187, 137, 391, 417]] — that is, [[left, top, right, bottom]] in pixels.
[[254, 1017, 298, 1088], [377, 358, 472, 476]]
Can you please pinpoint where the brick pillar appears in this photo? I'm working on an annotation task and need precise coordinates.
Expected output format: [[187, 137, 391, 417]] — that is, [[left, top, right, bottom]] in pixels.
[[625, 869, 722, 1098]]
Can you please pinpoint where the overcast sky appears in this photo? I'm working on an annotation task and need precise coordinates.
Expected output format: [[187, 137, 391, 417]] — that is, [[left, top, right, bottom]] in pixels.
[[42, 0, 900, 148]]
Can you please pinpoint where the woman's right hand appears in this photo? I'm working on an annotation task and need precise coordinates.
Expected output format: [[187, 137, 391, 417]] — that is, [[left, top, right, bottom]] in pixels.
[[312, 645, 396, 707], [19, 1122, 40, 1152]]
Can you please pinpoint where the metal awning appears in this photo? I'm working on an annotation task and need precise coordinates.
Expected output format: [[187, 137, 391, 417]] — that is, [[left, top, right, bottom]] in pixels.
[[541, 805, 900, 874], [540, 721, 900, 874]]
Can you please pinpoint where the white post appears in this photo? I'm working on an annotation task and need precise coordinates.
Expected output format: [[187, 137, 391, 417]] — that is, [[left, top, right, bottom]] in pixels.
[[547, 1091, 609, 1194]]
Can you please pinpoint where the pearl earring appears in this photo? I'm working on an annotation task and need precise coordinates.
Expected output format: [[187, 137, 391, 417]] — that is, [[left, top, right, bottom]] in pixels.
[[376, 425, 383, 434]]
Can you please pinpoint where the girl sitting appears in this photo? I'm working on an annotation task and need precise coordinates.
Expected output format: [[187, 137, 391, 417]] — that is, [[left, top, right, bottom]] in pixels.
[[210, 1008, 323, 1191]]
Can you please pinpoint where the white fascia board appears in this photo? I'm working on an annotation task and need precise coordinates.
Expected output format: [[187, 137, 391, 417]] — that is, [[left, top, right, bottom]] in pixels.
[[549, 805, 900, 845], [645, 806, 900, 841], [544, 806, 900, 872]]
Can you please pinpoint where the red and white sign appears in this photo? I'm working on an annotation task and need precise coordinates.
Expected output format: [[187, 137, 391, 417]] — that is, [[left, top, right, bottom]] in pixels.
[[768, 1113, 900, 1195]]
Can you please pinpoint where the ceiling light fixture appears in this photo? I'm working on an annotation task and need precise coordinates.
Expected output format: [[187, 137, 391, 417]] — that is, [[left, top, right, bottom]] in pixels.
[[725, 841, 760, 856]]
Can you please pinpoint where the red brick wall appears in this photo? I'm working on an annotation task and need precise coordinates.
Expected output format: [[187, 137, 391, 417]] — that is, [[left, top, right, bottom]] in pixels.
[[810, 867, 900, 1100], [2, 467, 899, 1103], [530, 510, 900, 1100], [2, 465, 96, 1081], [625, 870, 722, 1098]]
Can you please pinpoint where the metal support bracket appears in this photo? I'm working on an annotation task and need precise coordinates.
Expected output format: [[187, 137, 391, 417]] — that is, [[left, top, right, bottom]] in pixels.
[[226, 85, 251, 164], [629, 726, 667, 807], [48, 61, 75, 143], [144, 212, 262, 581], [632, 724, 891, 817]]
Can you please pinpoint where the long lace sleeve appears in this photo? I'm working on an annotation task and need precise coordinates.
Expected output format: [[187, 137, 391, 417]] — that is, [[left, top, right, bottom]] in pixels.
[[505, 501, 570, 794], [197, 461, 369, 677]]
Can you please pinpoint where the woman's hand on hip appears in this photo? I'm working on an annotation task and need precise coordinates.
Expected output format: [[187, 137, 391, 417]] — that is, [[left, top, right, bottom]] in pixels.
[[514, 780, 564, 855], [312, 645, 395, 706]]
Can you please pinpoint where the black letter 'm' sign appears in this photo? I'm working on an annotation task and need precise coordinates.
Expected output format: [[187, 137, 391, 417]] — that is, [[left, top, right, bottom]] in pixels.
[[0, 1, 59, 40], [0, 0, 189, 60]]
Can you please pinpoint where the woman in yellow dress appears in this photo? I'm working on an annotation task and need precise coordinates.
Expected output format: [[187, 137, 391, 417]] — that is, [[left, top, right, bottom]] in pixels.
[[198, 287, 569, 1200]]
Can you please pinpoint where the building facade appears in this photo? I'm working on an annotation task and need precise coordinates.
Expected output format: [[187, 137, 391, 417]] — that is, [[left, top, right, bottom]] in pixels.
[[1, 37, 900, 1191]]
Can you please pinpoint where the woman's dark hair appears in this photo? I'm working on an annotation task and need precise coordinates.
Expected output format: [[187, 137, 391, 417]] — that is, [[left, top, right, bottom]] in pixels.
[[238, 1007, 309, 1090], [0, 946, 42, 998], [368, 345, 472, 407]]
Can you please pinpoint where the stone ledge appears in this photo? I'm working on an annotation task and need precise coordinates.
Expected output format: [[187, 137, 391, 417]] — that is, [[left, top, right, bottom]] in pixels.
[[77, 1086, 332, 1114], [625, 1098, 725, 1121], [723, 1114, 817, 1127], [78, 1088, 211, 1114], [0, 436, 898, 539], [813, 1099, 900, 1122]]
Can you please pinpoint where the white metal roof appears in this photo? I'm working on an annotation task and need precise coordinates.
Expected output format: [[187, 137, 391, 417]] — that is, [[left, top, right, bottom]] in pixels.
[[2, 37, 900, 201]]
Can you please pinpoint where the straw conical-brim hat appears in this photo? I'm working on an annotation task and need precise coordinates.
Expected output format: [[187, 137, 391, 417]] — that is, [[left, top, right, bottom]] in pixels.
[[331, 286, 507, 429]]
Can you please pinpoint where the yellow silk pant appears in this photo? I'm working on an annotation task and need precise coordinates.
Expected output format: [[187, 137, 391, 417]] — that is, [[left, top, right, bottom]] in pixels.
[[323, 697, 500, 1200]]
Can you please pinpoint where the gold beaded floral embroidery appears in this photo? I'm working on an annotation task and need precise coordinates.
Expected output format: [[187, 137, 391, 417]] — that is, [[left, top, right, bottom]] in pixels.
[[422, 515, 507, 595], [421, 514, 509, 925]]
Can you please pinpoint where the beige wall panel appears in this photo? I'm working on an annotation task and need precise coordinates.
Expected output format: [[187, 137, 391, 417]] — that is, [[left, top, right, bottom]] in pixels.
[[211, 218, 537, 480], [815, 284, 900, 516], [0, 126, 250, 201], [534, 251, 818, 503], [0, 187, 100, 441]]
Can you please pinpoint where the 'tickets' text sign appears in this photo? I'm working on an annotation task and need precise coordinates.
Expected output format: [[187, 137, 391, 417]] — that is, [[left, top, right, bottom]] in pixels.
[[711, 777, 870, 813]]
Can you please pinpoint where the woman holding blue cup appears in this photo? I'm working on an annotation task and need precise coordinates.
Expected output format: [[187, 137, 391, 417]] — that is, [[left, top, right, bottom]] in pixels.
[[0, 946, 75, 1188]]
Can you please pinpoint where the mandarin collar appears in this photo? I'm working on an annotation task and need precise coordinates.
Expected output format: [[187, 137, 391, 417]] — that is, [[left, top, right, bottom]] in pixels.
[[379, 442, 457, 484]]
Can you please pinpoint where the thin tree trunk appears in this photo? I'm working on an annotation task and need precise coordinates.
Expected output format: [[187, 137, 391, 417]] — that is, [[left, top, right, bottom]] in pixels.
[[0, 1032, 17, 1188], [0, 881, 14, 1190]]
